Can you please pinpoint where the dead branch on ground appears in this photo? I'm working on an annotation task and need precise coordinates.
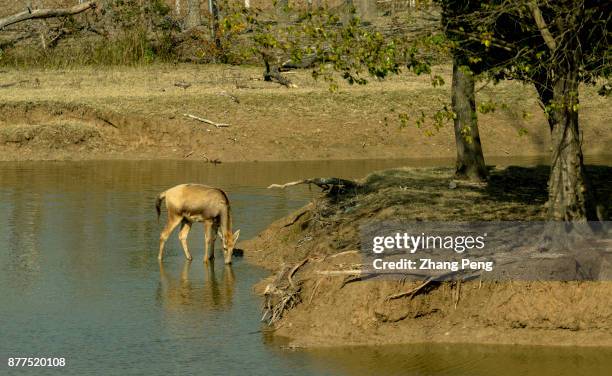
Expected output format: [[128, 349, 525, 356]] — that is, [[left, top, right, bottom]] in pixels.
[[268, 177, 360, 194], [184, 114, 230, 128], [263, 52, 297, 88], [0, 2, 97, 30]]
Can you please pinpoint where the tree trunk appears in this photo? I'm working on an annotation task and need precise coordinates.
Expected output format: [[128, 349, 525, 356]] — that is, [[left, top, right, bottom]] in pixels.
[[185, 0, 201, 29], [546, 69, 596, 221], [0, 1, 96, 29], [451, 56, 487, 181], [208, 0, 220, 50]]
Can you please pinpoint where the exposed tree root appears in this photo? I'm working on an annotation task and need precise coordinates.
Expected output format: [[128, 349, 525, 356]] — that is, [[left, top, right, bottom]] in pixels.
[[261, 258, 309, 325]]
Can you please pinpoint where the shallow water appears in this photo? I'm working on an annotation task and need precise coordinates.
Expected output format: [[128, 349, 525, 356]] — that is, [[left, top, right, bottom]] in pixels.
[[1, 158, 611, 375]]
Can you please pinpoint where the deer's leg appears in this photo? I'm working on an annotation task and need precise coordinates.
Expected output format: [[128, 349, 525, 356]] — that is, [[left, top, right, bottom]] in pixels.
[[158, 214, 182, 261], [203, 220, 215, 263], [178, 220, 193, 261]]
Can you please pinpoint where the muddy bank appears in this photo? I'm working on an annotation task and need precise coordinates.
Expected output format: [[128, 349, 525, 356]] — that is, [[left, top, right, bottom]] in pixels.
[[240, 166, 612, 347], [1, 65, 611, 161]]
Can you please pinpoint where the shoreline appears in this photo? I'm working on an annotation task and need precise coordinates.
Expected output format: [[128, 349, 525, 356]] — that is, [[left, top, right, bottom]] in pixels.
[[0, 153, 609, 164], [241, 166, 612, 349]]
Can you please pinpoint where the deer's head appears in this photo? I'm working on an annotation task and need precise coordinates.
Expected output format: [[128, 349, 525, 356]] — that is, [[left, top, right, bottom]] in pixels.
[[218, 229, 240, 264]]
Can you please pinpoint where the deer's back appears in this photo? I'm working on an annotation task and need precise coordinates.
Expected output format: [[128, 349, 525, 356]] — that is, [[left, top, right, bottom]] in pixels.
[[165, 184, 229, 221]]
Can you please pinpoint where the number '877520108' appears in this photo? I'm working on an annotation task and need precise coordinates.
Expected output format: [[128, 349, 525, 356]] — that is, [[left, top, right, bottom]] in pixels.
[[7, 357, 66, 367]]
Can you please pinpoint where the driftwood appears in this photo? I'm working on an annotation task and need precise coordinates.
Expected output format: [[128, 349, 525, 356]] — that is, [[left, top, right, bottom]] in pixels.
[[0, 2, 97, 30], [268, 177, 360, 194], [184, 114, 230, 128]]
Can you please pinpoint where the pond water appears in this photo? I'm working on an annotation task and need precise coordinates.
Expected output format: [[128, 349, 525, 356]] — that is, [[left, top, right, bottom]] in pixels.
[[1, 157, 611, 375]]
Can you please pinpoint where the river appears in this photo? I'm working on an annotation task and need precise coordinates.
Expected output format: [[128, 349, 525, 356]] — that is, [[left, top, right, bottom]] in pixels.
[[1, 158, 610, 375]]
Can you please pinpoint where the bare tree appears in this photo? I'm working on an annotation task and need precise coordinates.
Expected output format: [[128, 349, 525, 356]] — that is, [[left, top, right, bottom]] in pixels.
[[185, 0, 201, 28]]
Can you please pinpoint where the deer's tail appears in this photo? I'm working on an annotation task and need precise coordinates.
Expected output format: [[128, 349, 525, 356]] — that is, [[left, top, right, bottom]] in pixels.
[[155, 191, 166, 223]]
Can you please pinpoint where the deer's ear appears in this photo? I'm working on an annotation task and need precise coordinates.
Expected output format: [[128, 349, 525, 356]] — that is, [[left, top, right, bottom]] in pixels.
[[217, 229, 224, 240], [233, 229, 241, 242]]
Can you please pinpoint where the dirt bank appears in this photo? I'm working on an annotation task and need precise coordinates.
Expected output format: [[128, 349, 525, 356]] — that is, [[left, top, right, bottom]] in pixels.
[[1, 65, 610, 161], [240, 166, 612, 348]]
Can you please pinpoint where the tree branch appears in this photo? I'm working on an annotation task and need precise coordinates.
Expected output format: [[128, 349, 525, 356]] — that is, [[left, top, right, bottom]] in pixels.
[[0, 2, 97, 30], [528, 1, 557, 51]]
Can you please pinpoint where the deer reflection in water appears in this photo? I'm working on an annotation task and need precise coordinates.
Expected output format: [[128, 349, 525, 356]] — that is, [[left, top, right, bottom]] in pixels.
[[157, 260, 236, 313]]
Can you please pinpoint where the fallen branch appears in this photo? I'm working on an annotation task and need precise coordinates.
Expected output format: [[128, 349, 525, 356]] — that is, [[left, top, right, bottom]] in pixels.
[[327, 250, 360, 259], [268, 177, 360, 193], [315, 270, 363, 276], [263, 52, 297, 88], [0, 2, 97, 30], [184, 114, 230, 128]]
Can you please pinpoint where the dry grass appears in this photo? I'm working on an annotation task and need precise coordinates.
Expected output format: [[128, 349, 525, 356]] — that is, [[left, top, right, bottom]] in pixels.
[[0, 64, 609, 161]]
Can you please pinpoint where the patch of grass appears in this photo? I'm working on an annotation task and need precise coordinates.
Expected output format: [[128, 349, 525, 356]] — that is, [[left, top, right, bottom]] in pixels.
[[0, 27, 176, 68]]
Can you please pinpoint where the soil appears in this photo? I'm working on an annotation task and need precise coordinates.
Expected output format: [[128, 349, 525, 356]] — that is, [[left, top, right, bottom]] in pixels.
[[1, 64, 610, 161], [240, 166, 612, 348]]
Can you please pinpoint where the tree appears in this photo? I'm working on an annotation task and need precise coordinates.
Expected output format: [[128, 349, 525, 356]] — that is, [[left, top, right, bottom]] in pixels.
[[440, 0, 488, 181], [208, 0, 220, 49], [247, 2, 489, 181], [185, 0, 201, 28], [450, 57, 487, 180], [453, 1, 610, 220]]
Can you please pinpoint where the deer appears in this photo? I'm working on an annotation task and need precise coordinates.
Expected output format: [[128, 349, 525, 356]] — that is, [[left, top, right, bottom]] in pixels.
[[155, 184, 240, 264]]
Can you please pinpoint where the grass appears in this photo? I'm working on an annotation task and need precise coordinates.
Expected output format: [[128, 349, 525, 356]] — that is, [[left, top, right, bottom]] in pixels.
[[0, 28, 175, 68]]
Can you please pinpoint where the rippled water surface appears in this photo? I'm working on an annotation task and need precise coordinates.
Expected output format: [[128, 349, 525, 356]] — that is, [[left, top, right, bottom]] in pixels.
[[1, 158, 610, 375]]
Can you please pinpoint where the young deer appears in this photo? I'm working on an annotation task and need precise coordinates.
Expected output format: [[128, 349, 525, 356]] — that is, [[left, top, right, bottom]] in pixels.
[[156, 184, 240, 264]]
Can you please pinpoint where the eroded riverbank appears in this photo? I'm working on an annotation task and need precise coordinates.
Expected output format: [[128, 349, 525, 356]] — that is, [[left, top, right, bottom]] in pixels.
[[241, 164, 612, 348]]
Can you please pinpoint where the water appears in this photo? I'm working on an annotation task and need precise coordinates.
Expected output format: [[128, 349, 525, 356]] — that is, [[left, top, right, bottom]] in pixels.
[[1, 158, 611, 375]]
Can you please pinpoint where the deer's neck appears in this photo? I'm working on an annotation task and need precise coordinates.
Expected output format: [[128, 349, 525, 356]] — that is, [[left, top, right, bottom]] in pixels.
[[219, 205, 232, 235]]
